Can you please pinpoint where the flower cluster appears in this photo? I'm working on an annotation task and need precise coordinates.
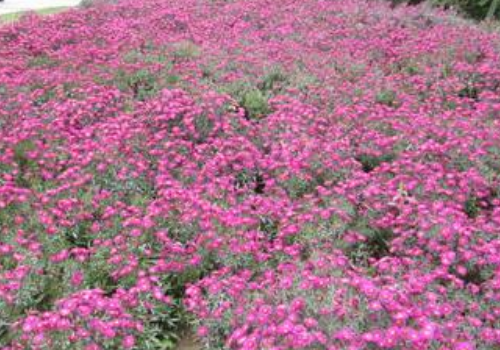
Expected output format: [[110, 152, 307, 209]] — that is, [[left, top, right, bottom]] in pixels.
[[1, 0, 500, 349]]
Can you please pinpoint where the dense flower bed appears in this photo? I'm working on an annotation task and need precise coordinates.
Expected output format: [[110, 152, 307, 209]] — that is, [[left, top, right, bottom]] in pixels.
[[1, 0, 500, 349]]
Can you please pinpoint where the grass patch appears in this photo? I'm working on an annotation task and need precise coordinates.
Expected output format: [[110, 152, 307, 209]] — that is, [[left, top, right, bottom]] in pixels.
[[0, 7, 69, 25]]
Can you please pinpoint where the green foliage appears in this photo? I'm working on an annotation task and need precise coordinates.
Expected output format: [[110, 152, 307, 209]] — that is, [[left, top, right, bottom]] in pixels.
[[79, 0, 120, 8], [13, 140, 36, 169], [136, 294, 184, 350], [221, 81, 270, 119], [241, 89, 270, 119], [355, 153, 396, 173], [453, 263, 492, 286], [458, 83, 479, 100], [389, 0, 500, 20], [27, 55, 59, 69], [375, 89, 398, 107], [172, 41, 201, 61], [34, 88, 57, 106], [123, 49, 170, 65], [341, 213, 394, 265], [193, 113, 216, 144], [63, 220, 93, 248], [258, 216, 279, 241], [348, 227, 394, 263], [220, 68, 289, 120], [257, 67, 288, 93], [434, 0, 500, 19], [114, 69, 160, 101], [233, 169, 266, 194], [404, 64, 420, 75], [110, 60, 180, 101], [283, 175, 316, 199], [464, 195, 480, 218], [13, 140, 42, 189], [141, 256, 219, 350]]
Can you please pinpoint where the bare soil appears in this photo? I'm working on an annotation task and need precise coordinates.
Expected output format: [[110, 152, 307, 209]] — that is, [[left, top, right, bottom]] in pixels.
[[176, 334, 201, 350]]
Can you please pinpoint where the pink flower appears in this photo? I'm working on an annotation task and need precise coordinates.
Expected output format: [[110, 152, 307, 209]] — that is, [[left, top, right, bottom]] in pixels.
[[454, 342, 475, 350], [70, 271, 84, 287], [197, 326, 209, 337], [122, 335, 136, 349], [441, 251, 456, 266]]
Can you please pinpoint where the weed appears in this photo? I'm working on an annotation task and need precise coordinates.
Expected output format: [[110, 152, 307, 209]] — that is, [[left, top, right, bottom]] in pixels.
[[355, 153, 396, 173], [375, 89, 398, 107]]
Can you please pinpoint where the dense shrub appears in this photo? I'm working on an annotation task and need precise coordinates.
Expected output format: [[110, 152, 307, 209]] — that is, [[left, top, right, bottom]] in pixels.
[[1, 0, 500, 349], [389, 0, 500, 20]]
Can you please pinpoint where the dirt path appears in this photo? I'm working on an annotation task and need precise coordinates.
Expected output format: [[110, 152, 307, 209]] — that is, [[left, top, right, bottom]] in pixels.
[[176, 335, 201, 350]]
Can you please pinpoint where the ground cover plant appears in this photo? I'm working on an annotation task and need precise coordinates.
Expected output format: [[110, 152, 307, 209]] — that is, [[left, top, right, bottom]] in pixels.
[[1, 0, 500, 349]]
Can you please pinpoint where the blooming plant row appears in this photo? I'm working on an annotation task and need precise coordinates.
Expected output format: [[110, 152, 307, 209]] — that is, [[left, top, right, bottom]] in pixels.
[[1, 0, 500, 349]]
